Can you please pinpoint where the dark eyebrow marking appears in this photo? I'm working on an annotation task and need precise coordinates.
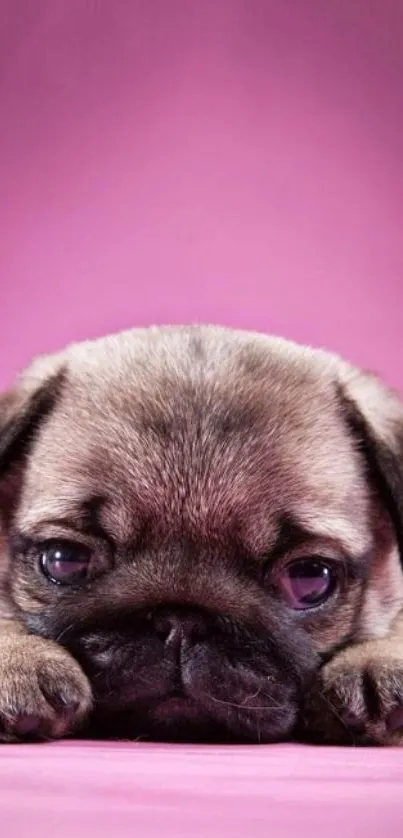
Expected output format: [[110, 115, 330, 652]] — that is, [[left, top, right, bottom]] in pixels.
[[266, 517, 321, 563], [265, 515, 368, 581], [16, 496, 115, 545], [81, 495, 115, 546]]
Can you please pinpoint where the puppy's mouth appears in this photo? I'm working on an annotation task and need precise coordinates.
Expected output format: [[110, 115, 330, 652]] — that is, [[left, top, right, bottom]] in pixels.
[[90, 690, 230, 743]]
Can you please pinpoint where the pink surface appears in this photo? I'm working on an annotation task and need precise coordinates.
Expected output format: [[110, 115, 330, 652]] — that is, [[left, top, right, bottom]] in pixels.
[[1, 1, 403, 836], [1, 743, 402, 837]]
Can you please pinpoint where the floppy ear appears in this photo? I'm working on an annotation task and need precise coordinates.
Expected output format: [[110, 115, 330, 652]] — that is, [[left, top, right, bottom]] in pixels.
[[0, 355, 65, 515], [338, 366, 403, 562]]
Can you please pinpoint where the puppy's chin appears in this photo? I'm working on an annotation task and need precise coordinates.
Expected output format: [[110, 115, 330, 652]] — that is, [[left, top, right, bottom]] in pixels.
[[62, 615, 314, 743]]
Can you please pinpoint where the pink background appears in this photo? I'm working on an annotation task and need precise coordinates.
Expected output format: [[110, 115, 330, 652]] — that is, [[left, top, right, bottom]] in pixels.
[[1, 0, 403, 388], [1, 1, 403, 836]]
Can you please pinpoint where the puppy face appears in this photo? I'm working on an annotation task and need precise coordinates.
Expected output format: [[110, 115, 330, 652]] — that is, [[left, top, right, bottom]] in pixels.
[[1, 326, 403, 742]]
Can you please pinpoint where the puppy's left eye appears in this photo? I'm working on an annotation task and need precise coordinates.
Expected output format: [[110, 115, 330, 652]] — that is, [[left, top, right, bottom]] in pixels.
[[278, 558, 337, 610], [40, 541, 90, 585]]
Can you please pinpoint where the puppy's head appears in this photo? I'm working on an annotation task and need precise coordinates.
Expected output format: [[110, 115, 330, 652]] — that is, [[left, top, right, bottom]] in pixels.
[[1, 326, 403, 742]]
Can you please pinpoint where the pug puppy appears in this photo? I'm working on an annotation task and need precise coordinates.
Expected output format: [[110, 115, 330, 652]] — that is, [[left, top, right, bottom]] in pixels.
[[0, 325, 402, 746]]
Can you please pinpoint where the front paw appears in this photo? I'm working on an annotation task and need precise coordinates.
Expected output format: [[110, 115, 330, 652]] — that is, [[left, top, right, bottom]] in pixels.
[[300, 643, 403, 745], [0, 635, 92, 742]]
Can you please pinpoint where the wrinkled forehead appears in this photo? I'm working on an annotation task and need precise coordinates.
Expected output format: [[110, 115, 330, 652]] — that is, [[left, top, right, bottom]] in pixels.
[[20, 336, 369, 553]]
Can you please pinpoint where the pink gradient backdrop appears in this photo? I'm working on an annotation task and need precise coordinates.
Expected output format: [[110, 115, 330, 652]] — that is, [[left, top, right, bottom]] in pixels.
[[1, 1, 403, 836], [1, 0, 403, 387]]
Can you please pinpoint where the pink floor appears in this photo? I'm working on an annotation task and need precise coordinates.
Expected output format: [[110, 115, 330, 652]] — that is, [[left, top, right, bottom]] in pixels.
[[1, 743, 402, 837], [1, 1, 403, 835]]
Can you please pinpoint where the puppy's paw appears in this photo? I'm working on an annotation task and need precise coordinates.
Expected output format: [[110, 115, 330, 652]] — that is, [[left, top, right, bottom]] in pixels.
[[300, 642, 403, 745], [0, 635, 92, 742]]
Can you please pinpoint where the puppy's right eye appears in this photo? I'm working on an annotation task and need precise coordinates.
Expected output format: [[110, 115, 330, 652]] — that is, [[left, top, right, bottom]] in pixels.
[[40, 541, 90, 585], [278, 558, 338, 610]]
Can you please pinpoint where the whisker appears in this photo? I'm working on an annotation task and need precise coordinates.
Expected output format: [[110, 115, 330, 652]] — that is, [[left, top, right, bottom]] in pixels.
[[201, 691, 283, 712], [308, 690, 356, 743], [55, 624, 75, 644]]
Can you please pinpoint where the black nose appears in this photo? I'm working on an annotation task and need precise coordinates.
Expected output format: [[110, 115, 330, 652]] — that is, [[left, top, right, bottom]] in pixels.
[[151, 608, 209, 646]]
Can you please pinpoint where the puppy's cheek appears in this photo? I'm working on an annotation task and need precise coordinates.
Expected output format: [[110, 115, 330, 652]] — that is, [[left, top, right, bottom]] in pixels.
[[8, 566, 54, 616], [180, 643, 300, 741]]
